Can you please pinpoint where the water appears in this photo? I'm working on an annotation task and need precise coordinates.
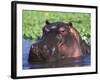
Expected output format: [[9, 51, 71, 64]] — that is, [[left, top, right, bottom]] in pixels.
[[22, 38, 91, 69]]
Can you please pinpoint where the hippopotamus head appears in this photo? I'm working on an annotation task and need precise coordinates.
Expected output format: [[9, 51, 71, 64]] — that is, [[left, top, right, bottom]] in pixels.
[[28, 20, 85, 65], [42, 20, 84, 59]]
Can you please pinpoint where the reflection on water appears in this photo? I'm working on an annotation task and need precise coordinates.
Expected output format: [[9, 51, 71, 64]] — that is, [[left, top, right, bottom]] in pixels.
[[22, 39, 91, 69]]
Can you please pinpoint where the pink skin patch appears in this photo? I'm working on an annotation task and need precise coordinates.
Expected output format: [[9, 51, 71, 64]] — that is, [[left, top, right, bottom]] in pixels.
[[57, 26, 82, 58]]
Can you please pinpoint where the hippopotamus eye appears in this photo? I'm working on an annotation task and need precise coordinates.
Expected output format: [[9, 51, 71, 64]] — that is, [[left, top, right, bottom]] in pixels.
[[59, 29, 65, 33], [61, 30, 65, 32], [58, 27, 66, 33]]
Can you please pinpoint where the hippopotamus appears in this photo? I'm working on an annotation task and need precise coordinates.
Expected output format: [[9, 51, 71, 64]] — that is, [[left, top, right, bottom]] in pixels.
[[28, 20, 90, 66]]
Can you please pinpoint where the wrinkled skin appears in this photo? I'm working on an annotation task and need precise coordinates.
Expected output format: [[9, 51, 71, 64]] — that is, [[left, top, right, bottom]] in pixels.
[[28, 21, 90, 65]]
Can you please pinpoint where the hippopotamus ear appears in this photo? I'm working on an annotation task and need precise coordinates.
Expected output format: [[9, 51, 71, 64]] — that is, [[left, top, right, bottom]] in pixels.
[[67, 22, 73, 30], [45, 20, 50, 25], [68, 22, 73, 26]]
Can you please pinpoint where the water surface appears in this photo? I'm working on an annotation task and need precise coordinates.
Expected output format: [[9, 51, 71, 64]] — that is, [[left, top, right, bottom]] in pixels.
[[22, 39, 91, 69]]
